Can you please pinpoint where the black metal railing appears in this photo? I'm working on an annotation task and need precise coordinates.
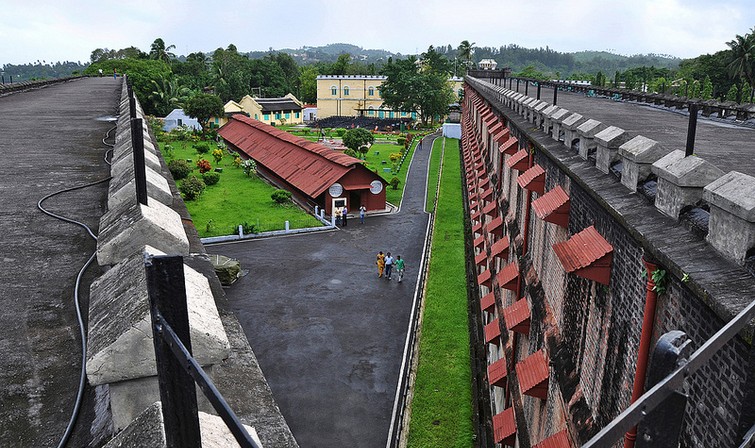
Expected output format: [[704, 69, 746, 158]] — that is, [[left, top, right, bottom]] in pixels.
[[146, 255, 260, 448]]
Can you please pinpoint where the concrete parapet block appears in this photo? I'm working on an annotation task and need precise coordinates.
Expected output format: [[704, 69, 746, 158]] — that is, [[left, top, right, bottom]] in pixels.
[[703, 171, 755, 263], [108, 163, 173, 209], [112, 140, 163, 173], [576, 119, 608, 160], [653, 153, 724, 219], [561, 113, 587, 149], [103, 401, 263, 448], [96, 199, 189, 266], [532, 101, 549, 126], [618, 136, 670, 191], [594, 126, 630, 174], [548, 108, 570, 140], [87, 248, 231, 385]]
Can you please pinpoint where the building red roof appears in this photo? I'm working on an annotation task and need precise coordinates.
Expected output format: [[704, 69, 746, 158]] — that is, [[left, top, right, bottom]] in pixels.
[[486, 216, 504, 238], [517, 164, 546, 194], [500, 136, 518, 155], [488, 357, 508, 388], [493, 408, 517, 445], [480, 292, 496, 313], [532, 430, 572, 448], [532, 186, 570, 228], [516, 350, 550, 400], [477, 269, 492, 288], [475, 251, 488, 268], [484, 319, 501, 345], [496, 261, 519, 291], [494, 127, 511, 145], [503, 298, 531, 334], [490, 236, 510, 259], [553, 225, 613, 285], [219, 115, 365, 198], [506, 149, 529, 171]]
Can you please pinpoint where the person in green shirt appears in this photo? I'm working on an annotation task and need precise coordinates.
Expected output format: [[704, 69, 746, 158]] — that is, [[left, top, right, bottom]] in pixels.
[[395, 255, 405, 283]]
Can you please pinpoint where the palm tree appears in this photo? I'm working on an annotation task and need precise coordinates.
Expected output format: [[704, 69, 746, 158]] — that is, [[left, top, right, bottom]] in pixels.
[[149, 38, 176, 63], [150, 76, 192, 116], [457, 40, 475, 69], [727, 28, 755, 102]]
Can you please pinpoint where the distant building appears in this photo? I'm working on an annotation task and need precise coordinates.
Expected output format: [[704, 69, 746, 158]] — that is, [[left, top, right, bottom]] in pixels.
[[302, 104, 317, 122], [478, 59, 498, 70], [316, 75, 465, 120], [219, 115, 386, 215], [210, 93, 303, 128], [162, 109, 201, 132]]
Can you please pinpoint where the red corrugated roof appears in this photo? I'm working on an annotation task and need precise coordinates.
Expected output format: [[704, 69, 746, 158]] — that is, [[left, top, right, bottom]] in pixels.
[[488, 357, 508, 388], [474, 234, 485, 249], [477, 269, 492, 288], [493, 408, 517, 445], [500, 136, 519, 155], [517, 164, 546, 194], [506, 149, 529, 172], [533, 430, 572, 448], [516, 350, 549, 400], [480, 292, 496, 312], [483, 200, 498, 216], [488, 121, 504, 136], [503, 298, 531, 334], [494, 127, 511, 145], [486, 216, 504, 237], [475, 251, 488, 267], [496, 261, 519, 291], [553, 225, 613, 285], [480, 187, 494, 201], [484, 319, 501, 344], [472, 221, 483, 235], [490, 236, 510, 259], [532, 186, 570, 228], [219, 116, 369, 198]]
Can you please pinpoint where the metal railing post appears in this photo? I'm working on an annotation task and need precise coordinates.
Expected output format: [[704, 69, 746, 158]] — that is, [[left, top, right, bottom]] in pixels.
[[537, 83, 542, 100], [525, 80, 529, 96], [553, 84, 558, 105], [146, 255, 202, 448], [130, 118, 149, 205], [685, 103, 698, 156]]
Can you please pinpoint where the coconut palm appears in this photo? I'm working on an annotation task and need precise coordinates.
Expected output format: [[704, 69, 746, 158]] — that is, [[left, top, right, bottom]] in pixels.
[[726, 28, 755, 102], [149, 38, 176, 63], [150, 76, 192, 116], [457, 40, 475, 69]]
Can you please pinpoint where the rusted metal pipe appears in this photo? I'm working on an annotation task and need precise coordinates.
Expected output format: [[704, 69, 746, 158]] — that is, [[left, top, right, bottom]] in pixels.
[[624, 259, 660, 448]]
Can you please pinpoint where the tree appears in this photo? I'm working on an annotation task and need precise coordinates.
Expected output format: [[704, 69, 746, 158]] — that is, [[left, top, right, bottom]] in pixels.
[[299, 65, 319, 103], [342, 128, 374, 158], [380, 56, 454, 125], [149, 76, 192, 116], [184, 93, 223, 131], [726, 29, 755, 95], [85, 58, 172, 115], [701, 75, 714, 100], [149, 38, 176, 63], [725, 83, 739, 102], [457, 40, 475, 69]]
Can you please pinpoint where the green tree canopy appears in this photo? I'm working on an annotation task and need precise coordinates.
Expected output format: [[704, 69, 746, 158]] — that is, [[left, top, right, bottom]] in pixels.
[[185, 93, 224, 131], [379, 56, 454, 124], [85, 58, 172, 115], [342, 128, 374, 157]]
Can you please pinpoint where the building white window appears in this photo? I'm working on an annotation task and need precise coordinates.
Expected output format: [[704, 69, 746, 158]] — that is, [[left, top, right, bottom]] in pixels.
[[343, 86, 350, 96], [368, 86, 375, 96], [331, 86, 338, 95]]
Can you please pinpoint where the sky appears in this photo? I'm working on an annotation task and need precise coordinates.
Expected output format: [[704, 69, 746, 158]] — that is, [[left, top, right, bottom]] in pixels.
[[1, 0, 754, 66]]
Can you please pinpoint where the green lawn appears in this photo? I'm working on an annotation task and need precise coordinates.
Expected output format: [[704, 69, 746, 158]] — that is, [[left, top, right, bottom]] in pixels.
[[407, 138, 473, 447], [159, 139, 321, 237], [425, 138, 444, 212]]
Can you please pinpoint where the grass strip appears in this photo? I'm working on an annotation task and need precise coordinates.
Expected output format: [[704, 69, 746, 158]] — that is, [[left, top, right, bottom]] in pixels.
[[425, 138, 443, 212], [407, 138, 473, 447]]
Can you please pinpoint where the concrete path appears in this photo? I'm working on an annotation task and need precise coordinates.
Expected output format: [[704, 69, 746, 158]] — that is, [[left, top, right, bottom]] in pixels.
[[0, 78, 119, 446], [509, 83, 755, 177], [213, 135, 437, 447]]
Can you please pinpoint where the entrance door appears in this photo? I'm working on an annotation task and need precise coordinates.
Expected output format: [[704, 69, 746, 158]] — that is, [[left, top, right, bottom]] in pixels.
[[332, 197, 347, 214]]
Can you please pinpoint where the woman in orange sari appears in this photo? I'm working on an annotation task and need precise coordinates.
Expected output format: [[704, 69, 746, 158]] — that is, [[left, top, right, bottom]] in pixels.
[[376, 251, 386, 278]]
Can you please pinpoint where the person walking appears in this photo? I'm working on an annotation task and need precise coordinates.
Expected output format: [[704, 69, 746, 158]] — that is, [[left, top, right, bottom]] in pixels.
[[335, 207, 342, 226], [376, 251, 386, 278], [359, 205, 366, 224], [384, 252, 394, 280], [395, 255, 405, 282], [342, 207, 348, 227]]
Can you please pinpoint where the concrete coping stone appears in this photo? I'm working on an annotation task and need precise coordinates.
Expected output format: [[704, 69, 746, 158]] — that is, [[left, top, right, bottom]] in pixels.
[[594, 126, 629, 147], [550, 108, 571, 121], [541, 105, 559, 116], [651, 150, 686, 175], [112, 144, 163, 173], [533, 101, 550, 112], [96, 198, 189, 266], [103, 401, 263, 448], [576, 119, 606, 137], [653, 154, 725, 187], [561, 113, 587, 130], [87, 246, 231, 385], [703, 171, 755, 221], [108, 164, 174, 209], [522, 97, 536, 107], [618, 135, 666, 163]]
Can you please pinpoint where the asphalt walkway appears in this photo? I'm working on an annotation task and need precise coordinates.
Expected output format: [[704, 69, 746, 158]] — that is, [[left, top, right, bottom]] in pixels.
[[213, 136, 437, 447]]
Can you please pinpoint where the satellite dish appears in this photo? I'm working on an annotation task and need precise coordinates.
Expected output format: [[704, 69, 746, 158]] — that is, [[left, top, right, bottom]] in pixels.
[[329, 183, 343, 197], [370, 180, 383, 194]]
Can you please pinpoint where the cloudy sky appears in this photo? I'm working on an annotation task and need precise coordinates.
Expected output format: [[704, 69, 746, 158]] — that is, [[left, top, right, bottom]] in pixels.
[[1, 0, 753, 65]]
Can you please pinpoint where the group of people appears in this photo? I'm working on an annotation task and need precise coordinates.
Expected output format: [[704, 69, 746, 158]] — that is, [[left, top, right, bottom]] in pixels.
[[335, 205, 367, 226], [375, 251, 405, 282]]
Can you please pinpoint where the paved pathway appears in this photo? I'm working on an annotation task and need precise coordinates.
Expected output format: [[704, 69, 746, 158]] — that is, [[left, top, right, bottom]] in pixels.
[[0, 78, 119, 446], [213, 135, 437, 447], [509, 83, 755, 177]]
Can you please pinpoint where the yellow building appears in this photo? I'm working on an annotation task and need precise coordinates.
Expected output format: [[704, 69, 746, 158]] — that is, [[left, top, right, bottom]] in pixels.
[[316, 75, 465, 120], [211, 93, 304, 128]]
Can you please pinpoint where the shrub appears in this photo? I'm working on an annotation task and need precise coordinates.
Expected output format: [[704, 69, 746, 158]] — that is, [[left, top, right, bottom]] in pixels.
[[168, 159, 191, 180], [271, 189, 292, 204], [397, 137, 406, 147], [343, 148, 358, 158], [334, 128, 347, 137], [389, 152, 402, 163], [242, 159, 256, 176], [237, 221, 257, 235], [212, 148, 224, 163], [390, 176, 401, 190], [202, 171, 220, 186], [196, 158, 211, 174], [180, 175, 206, 200], [232, 156, 242, 168], [195, 142, 211, 154]]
